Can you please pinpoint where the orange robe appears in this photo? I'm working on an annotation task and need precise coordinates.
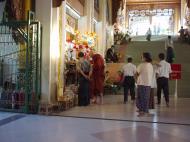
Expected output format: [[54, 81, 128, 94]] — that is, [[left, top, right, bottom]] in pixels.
[[91, 54, 105, 96]]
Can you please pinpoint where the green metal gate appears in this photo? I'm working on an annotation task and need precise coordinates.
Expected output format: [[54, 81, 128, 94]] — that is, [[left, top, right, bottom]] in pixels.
[[0, 11, 41, 113]]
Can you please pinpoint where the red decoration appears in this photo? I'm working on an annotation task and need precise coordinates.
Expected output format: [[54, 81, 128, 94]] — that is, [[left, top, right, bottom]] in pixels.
[[67, 39, 72, 43], [79, 45, 83, 49]]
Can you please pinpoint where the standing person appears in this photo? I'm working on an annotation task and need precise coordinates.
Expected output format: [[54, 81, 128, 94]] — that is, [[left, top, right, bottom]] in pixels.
[[105, 45, 114, 62], [165, 36, 174, 49], [165, 36, 175, 64], [166, 46, 175, 64], [178, 26, 185, 41], [156, 53, 172, 107], [122, 57, 136, 103], [146, 28, 152, 41], [149, 64, 157, 109], [77, 52, 91, 106], [91, 53, 105, 104], [136, 52, 153, 116]]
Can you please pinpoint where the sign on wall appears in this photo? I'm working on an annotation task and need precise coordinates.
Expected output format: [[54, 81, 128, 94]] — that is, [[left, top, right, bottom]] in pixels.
[[170, 64, 181, 80]]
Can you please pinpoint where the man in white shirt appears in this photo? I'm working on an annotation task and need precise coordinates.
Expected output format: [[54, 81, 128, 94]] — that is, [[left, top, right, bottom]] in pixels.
[[156, 53, 172, 107], [122, 57, 137, 103], [165, 36, 174, 49]]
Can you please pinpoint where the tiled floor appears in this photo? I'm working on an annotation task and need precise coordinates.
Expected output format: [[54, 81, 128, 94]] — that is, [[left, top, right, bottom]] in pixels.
[[0, 95, 190, 142], [55, 95, 190, 125], [0, 113, 190, 142], [0, 112, 16, 121]]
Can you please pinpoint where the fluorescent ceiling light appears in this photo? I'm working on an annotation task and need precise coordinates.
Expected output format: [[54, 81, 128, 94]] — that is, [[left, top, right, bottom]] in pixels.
[[93, 18, 98, 24]]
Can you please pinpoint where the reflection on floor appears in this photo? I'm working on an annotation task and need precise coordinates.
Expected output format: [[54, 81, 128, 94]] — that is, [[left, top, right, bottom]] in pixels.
[[55, 95, 190, 125], [0, 111, 190, 142], [0, 95, 190, 142]]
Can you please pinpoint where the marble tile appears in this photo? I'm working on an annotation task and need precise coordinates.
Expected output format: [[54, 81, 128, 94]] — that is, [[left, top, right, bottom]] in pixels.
[[0, 112, 16, 121], [55, 95, 190, 125], [0, 114, 25, 127], [93, 126, 190, 142], [0, 114, 190, 142], [0, 96, 190, 142]]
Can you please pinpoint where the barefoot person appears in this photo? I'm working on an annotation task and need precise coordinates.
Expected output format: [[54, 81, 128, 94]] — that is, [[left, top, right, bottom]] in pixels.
[[136, 52, 153, 116], [91, 53, 105, 104]]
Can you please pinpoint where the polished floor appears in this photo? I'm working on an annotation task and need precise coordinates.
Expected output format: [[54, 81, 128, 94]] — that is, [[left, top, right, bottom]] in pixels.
[[0, 95, 190, 142], [55, 95, 190, 125]]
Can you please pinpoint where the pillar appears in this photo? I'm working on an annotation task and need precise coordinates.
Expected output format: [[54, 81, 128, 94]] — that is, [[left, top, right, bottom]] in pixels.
[[126, 6, 129, 29], [35, 0, 52, 103], [181, 0, 186, 26], [84, 0, 94, 32], [50, 3, 60, 103], [174, 6, 180, 34], [98, 0, 107, 55], [57, 1, 67, 101]]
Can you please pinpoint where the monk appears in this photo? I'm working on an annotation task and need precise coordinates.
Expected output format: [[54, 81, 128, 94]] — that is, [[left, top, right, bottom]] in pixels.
[[90, 53, 105, 104]]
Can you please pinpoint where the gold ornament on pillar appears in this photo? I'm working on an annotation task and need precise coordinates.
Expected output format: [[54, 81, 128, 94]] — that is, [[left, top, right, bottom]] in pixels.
[[24, 0, 31, 20]]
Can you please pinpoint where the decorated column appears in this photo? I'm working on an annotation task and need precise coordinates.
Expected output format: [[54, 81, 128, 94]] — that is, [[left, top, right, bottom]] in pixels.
[[36, 0, 52, 103], [57, 1, 67, 101], [174, 6, 180, 33], [181, 0, 186, 26]]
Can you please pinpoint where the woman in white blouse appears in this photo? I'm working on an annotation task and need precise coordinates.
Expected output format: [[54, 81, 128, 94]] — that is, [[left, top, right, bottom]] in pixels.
[[136, 52, 153, 116]]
